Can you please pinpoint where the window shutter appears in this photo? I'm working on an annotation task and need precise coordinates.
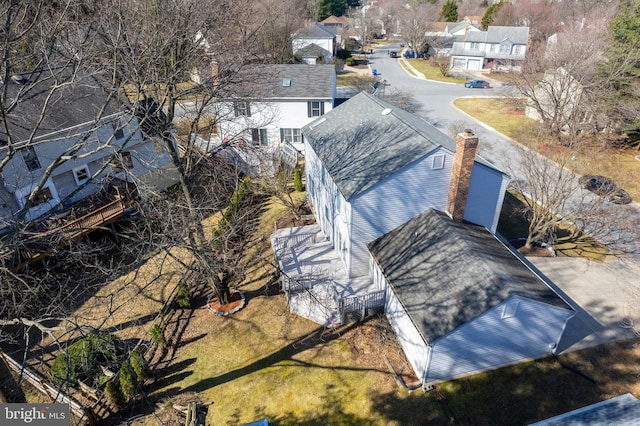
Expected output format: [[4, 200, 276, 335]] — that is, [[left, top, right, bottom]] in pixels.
[[307, 102, 312, 117], [320, 102, 324, 115]]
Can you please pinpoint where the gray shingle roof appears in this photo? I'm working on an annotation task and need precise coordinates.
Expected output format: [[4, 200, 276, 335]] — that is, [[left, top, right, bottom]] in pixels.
[[295, 43, 331, 58], [367, 209, 572, 344], [221, 64, 335, 100], [302, 91, 499, 200], [1, 68, 121, 145], [465, 26, 529, 44], [302, 92, 456, 200], [294, 23, 336, 39], [530, 393, 640, 425]]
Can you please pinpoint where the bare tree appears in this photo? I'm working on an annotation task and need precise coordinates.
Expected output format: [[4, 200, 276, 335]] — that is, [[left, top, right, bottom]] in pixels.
[[398, 2, 439, 56], [513, 22, 608, 141]]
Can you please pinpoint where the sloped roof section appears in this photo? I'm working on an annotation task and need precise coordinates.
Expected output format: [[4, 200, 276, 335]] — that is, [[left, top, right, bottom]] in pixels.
[[295, 43, 331, 58], [367, 209, 572, 344], [294, 22, 336, 39], [1, 68, 122, 145], [530, 393, 640, 425], [219, 64, 335, 100], [302, 91, 499, 200], [466, 26, 529, 44]]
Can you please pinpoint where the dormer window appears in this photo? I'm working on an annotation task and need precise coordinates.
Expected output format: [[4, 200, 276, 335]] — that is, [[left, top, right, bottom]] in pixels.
[[73, 165, 90, 186]]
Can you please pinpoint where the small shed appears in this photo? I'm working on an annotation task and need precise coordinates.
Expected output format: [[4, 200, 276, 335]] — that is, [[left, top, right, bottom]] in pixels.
[[367, 209, 575, 389]]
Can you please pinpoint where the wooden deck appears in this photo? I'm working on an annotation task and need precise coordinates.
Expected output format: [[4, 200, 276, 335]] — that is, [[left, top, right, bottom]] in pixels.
[[2, 182, 138, 272]]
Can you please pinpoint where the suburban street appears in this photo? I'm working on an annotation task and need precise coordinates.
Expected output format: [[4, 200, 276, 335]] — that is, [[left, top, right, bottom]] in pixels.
[[361, 45, 640, 352]]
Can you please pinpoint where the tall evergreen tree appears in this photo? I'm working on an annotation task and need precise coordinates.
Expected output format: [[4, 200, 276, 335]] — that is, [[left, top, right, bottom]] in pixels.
[[440, 0, 459, 22], [481, 1, 504, 29]]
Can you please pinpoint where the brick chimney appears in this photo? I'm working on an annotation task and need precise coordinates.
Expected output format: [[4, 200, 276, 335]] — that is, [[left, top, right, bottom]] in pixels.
[[447, 129, 479, 222]]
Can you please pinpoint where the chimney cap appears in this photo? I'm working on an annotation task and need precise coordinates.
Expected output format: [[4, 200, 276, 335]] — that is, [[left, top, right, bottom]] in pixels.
[[463, 129, 474, 137]]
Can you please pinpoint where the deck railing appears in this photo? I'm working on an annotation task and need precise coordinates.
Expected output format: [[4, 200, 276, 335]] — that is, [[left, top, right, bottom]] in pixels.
[[2, 187, 136, 271]]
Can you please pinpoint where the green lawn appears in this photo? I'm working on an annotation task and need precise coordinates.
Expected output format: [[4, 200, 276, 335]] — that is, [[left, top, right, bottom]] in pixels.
[[403, 59, 466, 84], [130, 192, 640, 425], [454, 98, 640, 201], [453, 97, 537, 140]]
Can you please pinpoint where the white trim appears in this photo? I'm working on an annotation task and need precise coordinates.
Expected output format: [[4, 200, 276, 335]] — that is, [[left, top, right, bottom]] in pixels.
[[72, 164, 91, 186]]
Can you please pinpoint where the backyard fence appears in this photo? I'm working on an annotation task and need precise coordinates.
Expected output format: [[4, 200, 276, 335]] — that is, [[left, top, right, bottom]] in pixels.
[[0, 350, 98, 425]]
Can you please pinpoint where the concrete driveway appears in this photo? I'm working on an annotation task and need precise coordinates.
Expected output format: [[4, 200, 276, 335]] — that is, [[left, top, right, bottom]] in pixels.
[[528, 256, 639, 352]]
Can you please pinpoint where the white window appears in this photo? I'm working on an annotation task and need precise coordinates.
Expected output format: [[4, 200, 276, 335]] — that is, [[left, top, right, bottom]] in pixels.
[[233, 101, 251, 117], [500, 44, 511, 54], [251, 128, 269, 146], [280, 128, 302, 144], [514, 45, 524, 55], [307, 101, 324, 117], [470, 42, 480, 50], [432, 155, 445, 169], [72, 165, 90, 186]]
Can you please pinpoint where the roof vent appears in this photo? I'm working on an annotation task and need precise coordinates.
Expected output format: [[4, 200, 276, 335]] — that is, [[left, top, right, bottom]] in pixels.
[[282, 78, 292, 87], [381, 108, 392, 115]]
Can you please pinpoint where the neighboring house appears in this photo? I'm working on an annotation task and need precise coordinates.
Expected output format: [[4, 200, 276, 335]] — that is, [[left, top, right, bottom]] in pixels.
[[425, 21, 481, 56], [0, 71, 179, 229], [450, 25, 529, 72], [292, 23, 337, 64], [524, 67, 590, 132], [530, 393, 640, 425], [210, 64, 335, 175], [368, 208, 574, 390], [271, 91, 509, 325], [321, 15, 353, 47]]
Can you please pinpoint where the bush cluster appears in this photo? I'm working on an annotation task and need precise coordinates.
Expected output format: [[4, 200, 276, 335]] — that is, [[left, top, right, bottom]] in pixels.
[[50, 333, 119, 387]]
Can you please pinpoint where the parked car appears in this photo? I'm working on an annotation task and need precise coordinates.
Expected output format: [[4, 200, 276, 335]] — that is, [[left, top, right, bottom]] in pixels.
[[402, 50, 424, 59], [389, 50, 398, 58], [464, 79, 491, 89], [579, 175, 632, 204]]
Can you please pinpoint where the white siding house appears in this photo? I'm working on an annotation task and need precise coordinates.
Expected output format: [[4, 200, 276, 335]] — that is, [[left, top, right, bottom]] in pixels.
[[450, 26, 529, 72], [207, 64, 335, 175], [0, 72, 179, 228], [368, 209, 575, 389], [302, 92, 509, 278], [271, 92, 509, 322], [292, 23, 337, 64]]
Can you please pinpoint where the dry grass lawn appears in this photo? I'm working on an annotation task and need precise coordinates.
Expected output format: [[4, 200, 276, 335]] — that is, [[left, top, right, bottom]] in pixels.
[[21, 187, 640, 425]]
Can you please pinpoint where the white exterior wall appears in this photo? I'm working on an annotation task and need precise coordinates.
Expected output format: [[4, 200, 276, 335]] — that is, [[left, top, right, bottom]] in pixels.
[[383, 281, 431, 382], [305, 142, 353, 273], [219, 99, 333, 153], [292, 38, 334, 62], [0, 114, 172, 221], [425, 296, 574, 385], [465, 162, 509, 233], [350, 151, 452, 277]]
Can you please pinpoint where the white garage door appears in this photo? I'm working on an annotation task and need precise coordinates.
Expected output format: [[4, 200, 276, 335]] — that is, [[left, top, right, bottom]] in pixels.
[[467, 59, 482, 70]]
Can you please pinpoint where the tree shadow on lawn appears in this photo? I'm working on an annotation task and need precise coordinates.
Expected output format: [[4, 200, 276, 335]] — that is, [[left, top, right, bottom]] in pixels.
[[176, 318, 392, 395]]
